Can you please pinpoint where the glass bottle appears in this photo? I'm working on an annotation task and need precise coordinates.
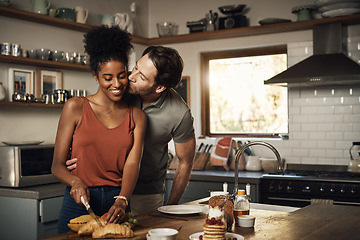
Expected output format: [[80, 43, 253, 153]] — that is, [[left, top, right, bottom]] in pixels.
[[234, 189, 250, 224]]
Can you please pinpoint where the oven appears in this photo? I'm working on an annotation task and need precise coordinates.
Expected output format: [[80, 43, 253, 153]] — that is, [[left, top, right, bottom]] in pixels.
[[261, 164, 360, 207]]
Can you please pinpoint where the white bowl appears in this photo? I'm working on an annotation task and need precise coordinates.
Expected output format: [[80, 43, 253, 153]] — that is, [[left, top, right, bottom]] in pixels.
[[148, 228, 178, 240], [237, 215, 255, 227]]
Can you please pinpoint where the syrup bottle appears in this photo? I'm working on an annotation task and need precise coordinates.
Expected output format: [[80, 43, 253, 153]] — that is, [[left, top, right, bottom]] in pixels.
[[234, 189, 250, 224]]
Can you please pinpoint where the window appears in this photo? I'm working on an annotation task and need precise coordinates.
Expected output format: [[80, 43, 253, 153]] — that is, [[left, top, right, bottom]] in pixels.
[[201, 45, 288, 137]]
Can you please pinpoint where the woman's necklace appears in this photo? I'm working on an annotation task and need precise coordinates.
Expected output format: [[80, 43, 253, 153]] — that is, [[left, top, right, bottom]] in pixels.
[[91, 96, 120, 114]]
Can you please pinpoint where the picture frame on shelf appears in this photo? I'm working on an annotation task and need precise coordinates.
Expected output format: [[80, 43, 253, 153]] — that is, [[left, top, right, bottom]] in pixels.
[[35, 69, 62, 97], [8, 68, 34, 101]]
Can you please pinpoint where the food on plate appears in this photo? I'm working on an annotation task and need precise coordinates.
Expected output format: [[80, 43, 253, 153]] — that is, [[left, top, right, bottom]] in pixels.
[[78, 217, 106, 235], [67, 214, 93, 232], [209, 195, 234, 230], [201, 195, 234, 240], [92, 223, 134, 239]]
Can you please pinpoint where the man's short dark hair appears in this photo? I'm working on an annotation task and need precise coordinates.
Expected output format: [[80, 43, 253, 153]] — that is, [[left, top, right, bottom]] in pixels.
[[142, 46, 183, 89]]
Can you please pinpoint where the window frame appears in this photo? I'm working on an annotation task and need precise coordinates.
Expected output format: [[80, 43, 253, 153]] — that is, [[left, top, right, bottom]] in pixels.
[[200, 45, 288, 137]]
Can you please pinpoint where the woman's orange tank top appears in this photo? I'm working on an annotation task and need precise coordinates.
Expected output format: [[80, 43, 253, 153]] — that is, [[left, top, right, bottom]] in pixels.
[[71, 97, 134, 187]]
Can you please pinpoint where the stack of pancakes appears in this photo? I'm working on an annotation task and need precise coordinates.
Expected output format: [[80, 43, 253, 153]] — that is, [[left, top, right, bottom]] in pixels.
[[203, 222, 227, 240]]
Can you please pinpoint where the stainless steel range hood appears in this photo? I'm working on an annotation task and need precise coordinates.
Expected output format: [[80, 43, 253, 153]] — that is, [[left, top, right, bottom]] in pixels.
[[265, 23, 360, 87]]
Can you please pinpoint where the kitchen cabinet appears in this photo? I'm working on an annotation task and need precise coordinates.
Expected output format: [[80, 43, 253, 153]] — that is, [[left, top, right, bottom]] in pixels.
[[0, 183, 66, 239]]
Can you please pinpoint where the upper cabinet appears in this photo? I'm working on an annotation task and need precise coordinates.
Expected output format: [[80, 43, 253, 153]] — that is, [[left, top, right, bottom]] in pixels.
[[1, 6, 360, 46]]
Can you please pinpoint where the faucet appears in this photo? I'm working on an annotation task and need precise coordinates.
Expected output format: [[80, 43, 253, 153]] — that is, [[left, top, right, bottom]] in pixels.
[[233, 141, 283, 196]]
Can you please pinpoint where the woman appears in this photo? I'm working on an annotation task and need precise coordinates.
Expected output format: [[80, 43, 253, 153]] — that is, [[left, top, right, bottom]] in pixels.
[[52, 25, 146, 233]]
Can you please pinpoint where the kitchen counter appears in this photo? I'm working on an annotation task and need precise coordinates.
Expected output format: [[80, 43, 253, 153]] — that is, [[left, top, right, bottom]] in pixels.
[[0, 183, 66, 199], [39, 198, 360, 240], [167, 169, 263, 184]]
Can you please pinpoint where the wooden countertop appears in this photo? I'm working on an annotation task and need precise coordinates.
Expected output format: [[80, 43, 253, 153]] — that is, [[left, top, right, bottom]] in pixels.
[[39, 199, 360, 240]]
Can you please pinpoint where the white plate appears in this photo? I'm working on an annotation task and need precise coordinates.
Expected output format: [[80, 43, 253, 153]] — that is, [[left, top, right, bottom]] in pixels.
[[322, 8, 360, 17], [2, 140, 44, 146], [189, 232, 244, 240], [158, 205, 208, 215]]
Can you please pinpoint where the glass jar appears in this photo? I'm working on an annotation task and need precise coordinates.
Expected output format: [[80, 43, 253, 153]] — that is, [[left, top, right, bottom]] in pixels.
[[233, 189, 250, 224]]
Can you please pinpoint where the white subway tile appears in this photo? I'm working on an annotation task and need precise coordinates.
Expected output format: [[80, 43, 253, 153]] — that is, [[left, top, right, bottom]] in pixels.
[[317, 106, 335, 114], [301, 123, 317, 131], [325, 114, 343, 123], [326, 149, 344, 158], [292, 131, 309, 140], [309, 132, 326, 140], [293, 148, 309, 157], [301, 106, 317, 115], [353, 123, 360, 131], [344, 114, 360, 123], [292, 98, 308, 106], [317, 123, 334, 131], [318, 157, 335, 165], [289, 106, 300, 115], [301, 157, 317, 164], [310, 149, 326, 157], [326, 132, 344, 141], [352, 105, 360, 113], [293, 115, 309, 123], [300, 140, 318, 149], [335, 140, 353, 149], [334, 105, 353, 114], [309, 114, 327, 123], [317, 140, 335, 149], [344, 132, 360, 141], [289, 123, 301, 132], [335, 158, 350, 165], [334, 123, 353, 132]]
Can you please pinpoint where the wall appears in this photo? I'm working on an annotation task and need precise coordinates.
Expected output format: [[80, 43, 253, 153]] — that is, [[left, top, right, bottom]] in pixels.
[[148, 1, 360, 166], [0, 0, 147, 143], [1, 0, 359, 166]]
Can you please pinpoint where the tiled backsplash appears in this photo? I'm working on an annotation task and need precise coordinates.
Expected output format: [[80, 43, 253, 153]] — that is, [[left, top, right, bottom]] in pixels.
[[268, 25, 360, 166]]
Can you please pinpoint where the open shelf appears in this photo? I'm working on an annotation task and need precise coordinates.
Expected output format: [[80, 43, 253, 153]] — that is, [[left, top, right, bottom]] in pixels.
[[0, 101, 64, 108], [1, 6, 360, 45], [0, 54, 90, 71]]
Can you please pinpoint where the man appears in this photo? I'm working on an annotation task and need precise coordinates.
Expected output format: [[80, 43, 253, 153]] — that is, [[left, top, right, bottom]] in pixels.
[[67, 46, 196, 215]]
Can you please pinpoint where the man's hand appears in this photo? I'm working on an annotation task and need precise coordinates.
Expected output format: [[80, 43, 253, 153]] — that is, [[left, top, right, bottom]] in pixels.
[[66, 158, 77, 171]]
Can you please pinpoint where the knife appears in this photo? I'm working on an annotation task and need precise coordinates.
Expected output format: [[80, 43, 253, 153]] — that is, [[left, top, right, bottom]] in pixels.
[[80, 195, 103, 227]]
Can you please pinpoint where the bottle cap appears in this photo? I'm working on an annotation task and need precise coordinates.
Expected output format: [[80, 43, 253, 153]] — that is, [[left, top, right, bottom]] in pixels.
[[238, 189, 245, 195]]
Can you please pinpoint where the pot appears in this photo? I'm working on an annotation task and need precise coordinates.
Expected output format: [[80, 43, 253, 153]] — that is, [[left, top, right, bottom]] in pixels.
[[53, 89, 69, 104]]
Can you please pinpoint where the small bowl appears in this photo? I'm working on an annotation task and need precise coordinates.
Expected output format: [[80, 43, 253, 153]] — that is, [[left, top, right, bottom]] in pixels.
[[148, 228, 178, 240], [237, 215, 255, 227], [157, 22, 178, 37]]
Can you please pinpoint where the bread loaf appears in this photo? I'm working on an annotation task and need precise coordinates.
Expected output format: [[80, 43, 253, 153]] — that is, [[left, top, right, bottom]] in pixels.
[[92, 223, 134, 239]]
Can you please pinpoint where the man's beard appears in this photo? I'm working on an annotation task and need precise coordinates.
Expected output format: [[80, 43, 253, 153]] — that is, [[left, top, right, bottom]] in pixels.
[[128, 83, 158, 97]]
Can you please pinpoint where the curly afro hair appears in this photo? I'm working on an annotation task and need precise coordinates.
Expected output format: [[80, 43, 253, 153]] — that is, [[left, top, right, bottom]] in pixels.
[[84, 25, 133, 76]]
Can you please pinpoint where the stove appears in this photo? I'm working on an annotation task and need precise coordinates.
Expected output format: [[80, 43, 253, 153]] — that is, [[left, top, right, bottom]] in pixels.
[[261, 164, 360, 207]]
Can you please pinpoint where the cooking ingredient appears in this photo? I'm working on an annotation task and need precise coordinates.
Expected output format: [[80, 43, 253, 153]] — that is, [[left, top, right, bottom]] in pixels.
[[67, 214, 93, 232], [92, 223, 134, 239], [78, 218, 106, 235], [234, 190, 250, 224]]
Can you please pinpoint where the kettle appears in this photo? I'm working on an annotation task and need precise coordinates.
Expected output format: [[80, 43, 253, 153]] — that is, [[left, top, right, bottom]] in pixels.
[[348, 142, 360, 173], [114, 13, 133, 33], [205, 10, 218, 31]]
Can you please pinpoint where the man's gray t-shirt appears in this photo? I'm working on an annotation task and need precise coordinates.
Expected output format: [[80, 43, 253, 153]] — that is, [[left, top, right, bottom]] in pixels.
[[126, 89, 195, 194]]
